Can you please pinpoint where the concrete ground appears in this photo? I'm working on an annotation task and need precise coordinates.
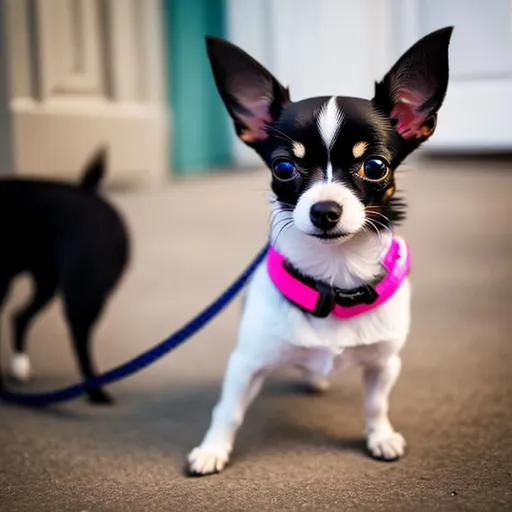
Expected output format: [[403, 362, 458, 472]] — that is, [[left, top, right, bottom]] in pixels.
[[1, 157, 511, 511]]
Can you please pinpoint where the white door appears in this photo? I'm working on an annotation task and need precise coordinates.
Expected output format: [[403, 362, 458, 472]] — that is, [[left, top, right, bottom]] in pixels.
[[3, 0, 168, 186], [395, 0, 512, 151], [227, 0, 392, 167], [227, 0, 512, 161]]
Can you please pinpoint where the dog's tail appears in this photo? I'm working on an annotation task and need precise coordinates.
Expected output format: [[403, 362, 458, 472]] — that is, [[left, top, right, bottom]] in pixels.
[[80, 147, 107, 192]]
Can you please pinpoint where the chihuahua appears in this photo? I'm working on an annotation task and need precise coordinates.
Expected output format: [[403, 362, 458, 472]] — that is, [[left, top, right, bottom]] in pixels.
[[188, 27, 452, 475], [0, 150, 129, 404]]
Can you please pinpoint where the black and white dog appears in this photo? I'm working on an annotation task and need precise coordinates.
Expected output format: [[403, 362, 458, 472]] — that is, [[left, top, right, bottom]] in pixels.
[[0, 150, 129, 404], [188, 27, 452, 475]]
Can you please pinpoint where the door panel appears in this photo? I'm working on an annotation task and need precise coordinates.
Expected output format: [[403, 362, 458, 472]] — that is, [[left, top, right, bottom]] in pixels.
[[226, 0, 392, 167], [418, 0, 512, 80], [396, 0, 512, 151], [37, 0, 106, 97], [3, 0, 167, 186]]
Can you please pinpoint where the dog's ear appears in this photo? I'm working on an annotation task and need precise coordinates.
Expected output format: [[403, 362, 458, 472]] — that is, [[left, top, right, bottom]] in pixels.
[[373, 27, 453, 141], [206, 36, 290, 144]]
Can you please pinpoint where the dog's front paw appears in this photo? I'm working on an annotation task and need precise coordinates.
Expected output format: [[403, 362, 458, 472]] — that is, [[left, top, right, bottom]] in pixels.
[[9, 353, 31, 383], [367, 431, 406, 461], [186, 445, 230, 476]]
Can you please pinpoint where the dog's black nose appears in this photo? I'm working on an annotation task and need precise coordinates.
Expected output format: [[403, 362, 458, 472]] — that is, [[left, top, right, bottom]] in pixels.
[[310, 201, 342, 231]]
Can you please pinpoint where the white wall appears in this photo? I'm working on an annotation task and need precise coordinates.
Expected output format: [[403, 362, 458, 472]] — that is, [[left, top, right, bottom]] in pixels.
[[395, 0, 512, 151], [226, 0, 274, 168], [228, 0, 512, 159], [226, 0, 393, 167], [266, 0, 392, 99]]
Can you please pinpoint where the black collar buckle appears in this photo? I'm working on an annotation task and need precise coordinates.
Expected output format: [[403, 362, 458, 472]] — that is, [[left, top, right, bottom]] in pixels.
[[312, 282, 379, 318], [335, 284, 379, 307], [282, 260, 381, 318], [312, 282, 336, 318]]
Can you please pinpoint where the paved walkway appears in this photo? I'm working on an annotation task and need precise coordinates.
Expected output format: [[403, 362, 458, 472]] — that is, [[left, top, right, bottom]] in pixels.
[[1, 158, 511, 511]]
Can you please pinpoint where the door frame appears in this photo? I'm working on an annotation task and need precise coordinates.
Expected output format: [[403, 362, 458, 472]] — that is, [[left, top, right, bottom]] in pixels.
[[163, 0, 231, 175]]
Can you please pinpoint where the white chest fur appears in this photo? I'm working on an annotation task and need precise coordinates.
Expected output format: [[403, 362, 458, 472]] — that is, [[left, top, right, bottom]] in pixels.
[[237, 261, 411, 376]]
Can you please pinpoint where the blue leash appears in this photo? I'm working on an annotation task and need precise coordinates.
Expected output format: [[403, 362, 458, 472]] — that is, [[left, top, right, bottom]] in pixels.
[[0, 244, 269, 406]]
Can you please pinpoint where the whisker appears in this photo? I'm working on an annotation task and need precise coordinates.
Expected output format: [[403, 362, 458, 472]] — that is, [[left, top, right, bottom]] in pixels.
[[363, 219, 384, 256], [365, 208, 394, 228], [366, 213, 392, 230], [365, 209, 391, 223], [269, 209, 283, 226], [270, 207, 293, 230], [269, 205, 293, 220], [271, 220, 294, 247], [367, 217, 394, 242], [264, 125, 295, 143], [270, 134, 293, 144], [270, 213, 293, 231], [269, 197, 295, 209]]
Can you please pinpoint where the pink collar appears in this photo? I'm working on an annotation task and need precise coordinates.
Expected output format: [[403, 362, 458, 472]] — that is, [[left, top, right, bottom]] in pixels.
[[266, 237, 410, 318]]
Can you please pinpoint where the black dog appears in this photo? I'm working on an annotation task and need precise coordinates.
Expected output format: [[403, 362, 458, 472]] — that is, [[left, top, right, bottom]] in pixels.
[[0, 150, 129, 404]]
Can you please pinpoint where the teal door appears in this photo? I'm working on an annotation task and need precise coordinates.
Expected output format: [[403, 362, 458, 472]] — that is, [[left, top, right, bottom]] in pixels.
[[163, 0, 231, 175]]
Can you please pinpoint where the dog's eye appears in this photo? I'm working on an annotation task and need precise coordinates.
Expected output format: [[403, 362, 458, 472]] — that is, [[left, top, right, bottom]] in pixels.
[[358, 158, 390, 182], [272, 160, 298, 181]]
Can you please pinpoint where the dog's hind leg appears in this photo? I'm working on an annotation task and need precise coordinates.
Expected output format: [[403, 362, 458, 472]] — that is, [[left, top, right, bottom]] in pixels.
[[10, 272, 56, 382], [0, 277, 11, 316], [60, 244, 126, 405], [65, 304, 113, 405], [61, 267, 113, 404], [0, 277, 12, 389], [187, 350, 268, 476]]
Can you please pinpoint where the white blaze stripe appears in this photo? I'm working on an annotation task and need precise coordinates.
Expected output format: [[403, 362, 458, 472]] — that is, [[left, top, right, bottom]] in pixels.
[[317, 97, 343, 183], [326, 161, 333, 183], [317, 96, 343, 150]]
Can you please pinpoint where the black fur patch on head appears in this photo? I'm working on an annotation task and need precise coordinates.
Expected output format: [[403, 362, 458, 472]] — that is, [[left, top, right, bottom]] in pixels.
[[260, 96, 407, 228], [206, 28, 452, 232]]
